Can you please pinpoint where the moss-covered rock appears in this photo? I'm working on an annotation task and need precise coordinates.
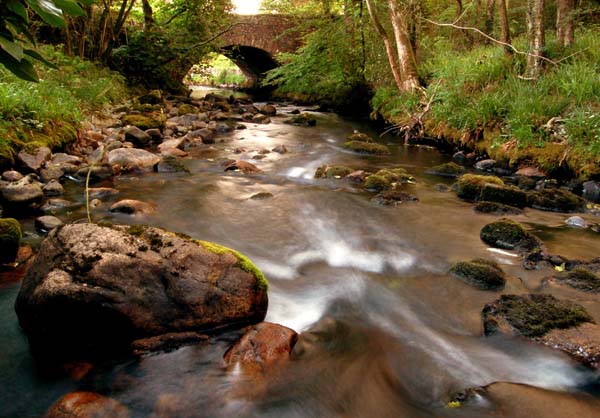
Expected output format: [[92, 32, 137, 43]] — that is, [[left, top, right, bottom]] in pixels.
[[426, 162, 466, 178], [371, 190, 418, 206], [283, 113, 317, 127], [482, 294, 593, 338], [480, 218, 540, 251], [456, 174, 504, 200], [449, 258, 506, 290], [347, 132, 374, 143], [343, 141, 391, 155], [314, 165, 354, 179], [0, 218, 21, 264], [527, 188, 586, 213], [479, 183, 528, 208], [178, 104, 198, 116], [365, 168, 414, 191], [138, 90, 162, 105], [121, 114, 165, 130], [474, 201, 523, 215], [549, 268, 600, 293]]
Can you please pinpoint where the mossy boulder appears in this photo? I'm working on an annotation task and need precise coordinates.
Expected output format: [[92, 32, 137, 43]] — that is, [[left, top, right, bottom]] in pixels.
[[456, 174, 504, 200], [364, 168, 414, 191], [343, 141, 391, 155], [178, 104, 198, 116], [314, 165, 354, 179], [371, 190, 418, 206], [0, 218, 21, 264], [547, 268, 600, 293], [138, 90, 162, 105], [449, 258, 506, 290], [426, 162, 466, 178], [15, 223, 268, 361], [347, 132, 374, 143], [474, 201, 523, 215], [479, 183, 528, 208], [480, 218, 541, 252], [482, 294, 593, 338], [283, 113, 317, 127], [527, 188, 585, 213], [121, 114, 165, 131]]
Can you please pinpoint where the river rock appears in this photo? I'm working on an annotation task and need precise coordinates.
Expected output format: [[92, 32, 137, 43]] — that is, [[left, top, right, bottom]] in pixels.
[[456, 174, 504, 200], [371, 190, 418, 206], [0, 174, 44, 211], [474, 201, 523, 215], [18, 147, 51, 172], [480, 218, 541, 253], [109, 199, 154, 215], [107, 148, 160, 171], [260, 105, 277, 116], [425, 162, 466, 177], [159, 138, 185, 152], [364, 168, 414, 191], [344, 140, 390, 155], [41, 199, 72, 212], [224, 322, 298, 373], [75, 164, 114, 183], [15, 223, 269, 360], [51, 153, 82, 166], [88, 188, 119, 199], [2, 170, 23, 182], [187, 128, 214, 144], [583, 181, 600, 203], [284, 113, 316, 127], [475, 159, 497, 171], [45, 392, 130, 418], [131, 332, 209, 356], [479, 183, 528, 208], [272, 145, 288, 154], [123, 126, 152, 147], [527, 188, 585, 213], [515, 166, 547, 178], [449, 258, 506, 290], [122, 114, 164, 131], [42, 180, 64, 197], [315, 165, 354, 179], [565, 216, 588, 228], [35, 215, 63, 232], [250, 192, 274, 200], [452, 151, 469, 165], [224, 161, 262, 174], [0, 218, 21, 264], [40, 165, 65, 182], [543, 267, 600, 293], [157, 156, 189, 173], [252, 114, 271, 124]]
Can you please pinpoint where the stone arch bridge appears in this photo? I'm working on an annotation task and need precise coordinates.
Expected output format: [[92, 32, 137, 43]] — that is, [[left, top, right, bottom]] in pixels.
[[216, 14, 303, 86]]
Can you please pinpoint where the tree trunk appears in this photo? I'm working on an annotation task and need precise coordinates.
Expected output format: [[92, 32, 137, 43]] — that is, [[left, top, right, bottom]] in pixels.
[[141, 0, 154, 29], [556, 0, 575, 47], [364, 0, 404, 91], [497, 0, 511, 55], [526, 0, 545, 78], [485, 0, 496, 36], [388, 0, 421, 91]]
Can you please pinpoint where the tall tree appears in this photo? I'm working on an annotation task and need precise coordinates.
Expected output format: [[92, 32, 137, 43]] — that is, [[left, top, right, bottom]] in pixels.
[[556, 0, 575, 47], [525, 0, 545, 78], [497, 0, 511, 55], [388, 0, 420, 91]]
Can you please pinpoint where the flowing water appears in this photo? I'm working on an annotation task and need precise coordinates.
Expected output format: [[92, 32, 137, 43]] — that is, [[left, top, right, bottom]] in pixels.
[[1, 93, 600, 417]]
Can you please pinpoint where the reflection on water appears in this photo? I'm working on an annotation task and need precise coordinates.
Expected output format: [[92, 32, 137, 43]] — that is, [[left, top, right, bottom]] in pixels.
[[1, 96, 600, 417]]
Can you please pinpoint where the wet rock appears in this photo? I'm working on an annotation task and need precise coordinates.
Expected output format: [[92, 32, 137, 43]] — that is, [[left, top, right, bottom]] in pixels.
[[250, 192, 274, 200], [18, 147, 51, 172], [145, 128, 163, 142], [252, 114, 271, 124], [15, 223, 268, 361], [252, 154, 267, 160], [365, 168, 414, 192], [284, 113, 317, 127], [544, 267, 600, 293], [0, 174, 44, 211], [131, 332, 209, 356], [452, 151, 469, 165], [474, 201, 523, 215], [123, 126, 152, 147], [565, 216, 588, 228], [343, 140, 390, 155], [272, 145, 288, 154], [41, 199, 72, 212], [35, 216, 63, 232], [224, 160, 262, 174], [0, 218, 21, 264], [157, 156, 189, 173], [434, 183, 451, 192], [42, 180, 64, 196], [528, 188, 585, 213], [455, 174, 504, 201], [260, 105, 277, 116], [224, 322, 298, 372], [178, 104, 198, 116], [121, 114, 164, 131], [289, 109, 301, 115], [88, 188, 119, 199], [479, 183, 528, 208], [347, 132, 374, 143], [517, 175, 537, 191], [315, 165, 354, 179], [138, 90, 162, 105], [158, 138, 185, 153], [474, 159, 496, 171], [187, 128, 214, 144], [540, 322, 600, 368], [109, 199, 154, 215], [107, 148, 160, 172], [425, 162, 466, 178], [347, 170, 367, 183], [516, 166, 547, 178], [449, 258, 506, 290], [480, 218, 541, 252], [40, 165, 65, 183], [371, 190, 418, 206], [583, 181, 600, 203], [45, 392, 130, 418], [2, 170, 23, 182]]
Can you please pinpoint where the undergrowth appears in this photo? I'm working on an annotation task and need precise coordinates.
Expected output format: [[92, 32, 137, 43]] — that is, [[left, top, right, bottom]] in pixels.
[[0, 45, 128, 164]]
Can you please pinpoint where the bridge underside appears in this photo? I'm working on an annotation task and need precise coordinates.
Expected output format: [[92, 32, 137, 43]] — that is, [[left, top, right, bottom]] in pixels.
[[220, 46, 279, 86]]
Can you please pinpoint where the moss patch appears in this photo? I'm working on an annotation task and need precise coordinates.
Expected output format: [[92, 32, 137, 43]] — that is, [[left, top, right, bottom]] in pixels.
[[527, 188, 585, 213], [365, 168, 414, 191], [449, 258, 506, 290], [554, 268, 600, 293], [479, 183, 528, 208], [0, 218, 22, 264], [283, 113, 317, 127], [121, 114, 165, 130], [315, 165, 354, 179], [482, 294, 593, 337], [426, 162, 466, 177], [178, 104, 198, 115], [197, 240, 268, 291], [347, 132, 374, 143], [456, 174, 504, 200], [474, 201, 523, 215], [480, 218, 540, 251], [343, 141, 391, 155]]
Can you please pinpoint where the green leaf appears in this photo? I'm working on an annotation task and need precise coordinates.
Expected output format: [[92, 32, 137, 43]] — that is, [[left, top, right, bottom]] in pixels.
[[54, 0, 85, 16], [25, 0, 66, 28], [7, 1, 29, 22], [0, 35, 24, 61], [24, 49, 58, 69], [0, 50, 38, 81]]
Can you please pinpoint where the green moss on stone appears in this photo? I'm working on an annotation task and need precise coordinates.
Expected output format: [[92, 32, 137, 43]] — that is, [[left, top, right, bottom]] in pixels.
[[365, 168, 414, 191], [426, 162, 466, 177], [527, 188, 585, 213], [347, 132, 374, 143], [315, 165, 354, 179], [365, 175, 391, 191], [456, 174, 504, 200], [479, 183, 528, 208], [178, 104, 198, 115], [121, 114, 165, 130], [480, 218, 540, 251], [555, 268, 600, 293], [196, 240, 268, 291], [284, 113, 317, 126], [449, 258, 506, 290], [482, 294, 593, 337], [0, 218, 22, 264], [343, 141, 391, 155]]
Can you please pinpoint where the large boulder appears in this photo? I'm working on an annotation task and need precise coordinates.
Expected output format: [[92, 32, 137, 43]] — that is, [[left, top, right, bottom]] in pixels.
[[15, 223, 268, 360], [480, 218, 541, 252], [107, 148, 160, 172], [0, 174, 44, 211], [45, 392, 130, 418], [17, 146, 51, 172], [527, 188, 585, 213], [0, 218, 21, 264], [448, 258, 506, 290]]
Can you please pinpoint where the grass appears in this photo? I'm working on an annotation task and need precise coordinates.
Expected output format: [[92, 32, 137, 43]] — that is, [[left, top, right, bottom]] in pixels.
[[372, 28, 600, 178], [0, 45, 128, 164]]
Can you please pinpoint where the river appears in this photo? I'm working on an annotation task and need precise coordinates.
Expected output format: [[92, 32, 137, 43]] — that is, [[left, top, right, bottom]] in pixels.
[[1, 90, 599, 417]]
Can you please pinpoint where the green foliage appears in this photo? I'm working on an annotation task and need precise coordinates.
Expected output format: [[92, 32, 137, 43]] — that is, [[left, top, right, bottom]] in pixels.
[[187, 54, 246, 86], [0, 45, 127, 162]]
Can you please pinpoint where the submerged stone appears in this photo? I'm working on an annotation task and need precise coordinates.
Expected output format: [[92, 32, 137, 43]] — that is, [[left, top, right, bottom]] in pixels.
[[283, 113, 316, 127], [314, 165, 354, 179], [480, 218, 541, 252], [456, 174, 504, 201], [343, 140, 391, 155], [474, 201, 523, 215], [546, 268, 600, 293], [426, 162, 466, 177], [449, 258, 506, 290], [528, 188, 585, 213]]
